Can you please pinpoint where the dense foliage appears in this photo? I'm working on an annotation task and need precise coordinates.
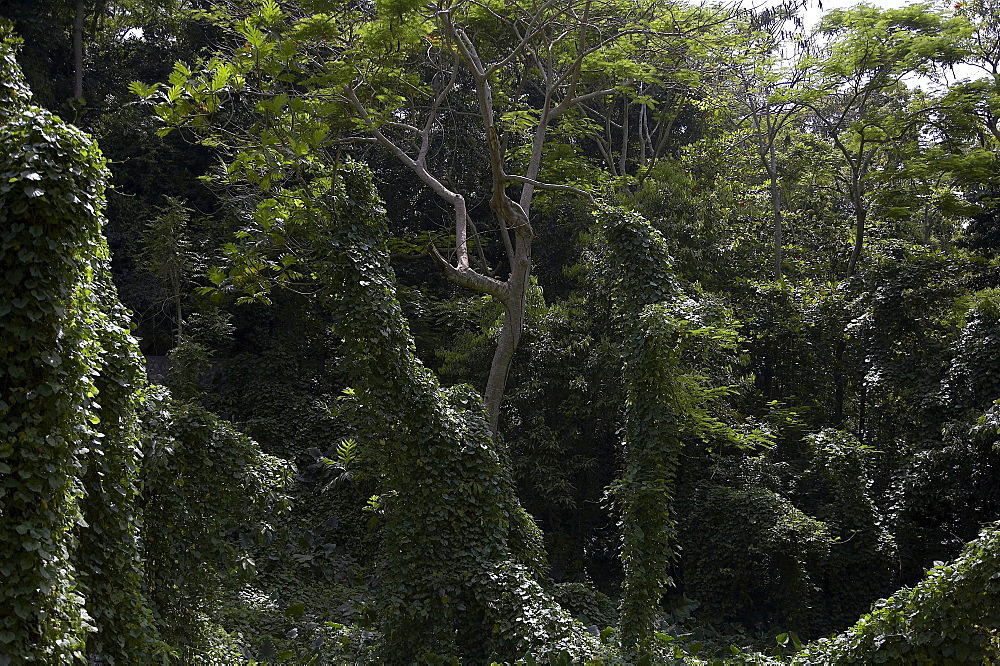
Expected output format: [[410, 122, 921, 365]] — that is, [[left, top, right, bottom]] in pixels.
[[1, 24, 289, 663], [1, 26, 124, 660], [5, 0, 1000, 662]]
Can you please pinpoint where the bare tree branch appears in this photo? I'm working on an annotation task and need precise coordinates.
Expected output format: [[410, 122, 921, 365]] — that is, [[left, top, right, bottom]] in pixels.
[[506, 174, 595, 202], [429, 242, 508, 300]]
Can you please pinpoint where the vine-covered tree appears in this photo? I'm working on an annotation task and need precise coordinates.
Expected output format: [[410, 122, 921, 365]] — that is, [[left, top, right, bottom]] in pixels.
[[0, 25, 290, 662]]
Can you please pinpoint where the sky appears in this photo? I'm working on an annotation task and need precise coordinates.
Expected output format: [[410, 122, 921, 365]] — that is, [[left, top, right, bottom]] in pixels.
[[754, 0, 982, 85], [800, 0, 916, 26]]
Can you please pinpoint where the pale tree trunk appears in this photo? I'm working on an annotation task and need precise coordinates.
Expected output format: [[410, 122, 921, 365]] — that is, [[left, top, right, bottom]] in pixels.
[[349, 7, 600, 433], [434, 15, 597, 432], [483, 197, 533, 433]]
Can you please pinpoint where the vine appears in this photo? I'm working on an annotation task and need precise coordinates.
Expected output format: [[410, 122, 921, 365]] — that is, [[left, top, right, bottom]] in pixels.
[[794, 523, 1000, 664], [206, 164, 602, 662], [1, 25, 122, 660], [1, 28, 289, 662], [597, 205, 741, 653], [139, 387, 293, 656], [73, 246, 164, 663]]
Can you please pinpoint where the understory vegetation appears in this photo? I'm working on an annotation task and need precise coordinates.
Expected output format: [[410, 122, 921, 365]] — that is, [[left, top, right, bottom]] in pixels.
[[3, 0, 1000, 662]]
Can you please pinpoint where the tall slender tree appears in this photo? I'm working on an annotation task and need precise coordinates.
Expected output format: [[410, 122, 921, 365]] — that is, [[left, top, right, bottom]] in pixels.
[[803, 4, 962, 276]]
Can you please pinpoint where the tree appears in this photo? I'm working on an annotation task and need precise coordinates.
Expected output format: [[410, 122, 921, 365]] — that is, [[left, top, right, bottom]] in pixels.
[[1, 27, 151, 659], [803, 4, 962, 276], [597, 204, 745, 652], [714, 0, 809, 279], [930, 0, 1000, 253], [0, 0, 167, 110], [1, 25, 289, 662], [341, 0, 727, 431], [940, 0, 1000, 142], [147, 0, 731, 432], [141, 196, 202, 346]]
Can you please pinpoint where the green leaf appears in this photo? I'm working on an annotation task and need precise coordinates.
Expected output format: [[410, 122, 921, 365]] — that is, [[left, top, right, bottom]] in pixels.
[[207, 266, 226, 286], [128, 80, 160, 99]]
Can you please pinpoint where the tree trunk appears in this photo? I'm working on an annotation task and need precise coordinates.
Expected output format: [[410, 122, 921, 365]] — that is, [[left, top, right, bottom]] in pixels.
[[857, 377, 867, 447], [768, 145, 783, 280], [73, 0, 85, 100], [832, 339, 846, 426], [846, 182, 866, 277], [171, 269, 183, 346], [483, 194, 533, 433], [771, 180, 783, 280]]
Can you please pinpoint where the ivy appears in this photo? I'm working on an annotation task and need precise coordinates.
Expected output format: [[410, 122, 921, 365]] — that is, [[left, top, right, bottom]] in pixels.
[[194, 159, 606, 662], [139, 387, 293, 655], [1, 24, 131, 660], [596, 206, 685, 654], [597, 205, 743, 654], [942, 288, 1000, 413], [72, 242, 165, 663], [794, 522, 1000, 664], [681, 479, 833, 633], [1, 26, 290, 662], [312, 172, 601, 661]]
